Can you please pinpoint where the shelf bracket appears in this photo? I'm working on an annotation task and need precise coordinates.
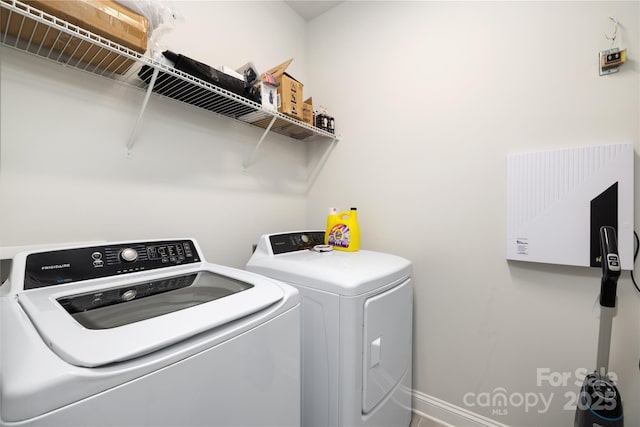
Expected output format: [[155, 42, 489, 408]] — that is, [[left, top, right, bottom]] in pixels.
[[307, 136, 338, 193], [242, 115, 277, 170], [126, 67, 159, 157]]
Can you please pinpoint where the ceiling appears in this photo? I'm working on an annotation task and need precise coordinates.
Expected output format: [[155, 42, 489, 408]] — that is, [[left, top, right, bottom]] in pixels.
[[284, 1, 342, 21]]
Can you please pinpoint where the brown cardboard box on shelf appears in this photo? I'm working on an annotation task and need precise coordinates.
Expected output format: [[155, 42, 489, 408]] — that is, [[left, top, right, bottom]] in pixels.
[[250, 116, 315, 140], [0, 0, 148, 74], [302, 97, 313, 126], [261, 59, 304, 120]]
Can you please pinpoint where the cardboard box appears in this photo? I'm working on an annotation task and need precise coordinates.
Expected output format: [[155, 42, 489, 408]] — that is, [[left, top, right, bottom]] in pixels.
[[249, 116, 314, 140], [261, 59, 303, 120], [0, 0, 148, 74], [302, 97, 313, 126]]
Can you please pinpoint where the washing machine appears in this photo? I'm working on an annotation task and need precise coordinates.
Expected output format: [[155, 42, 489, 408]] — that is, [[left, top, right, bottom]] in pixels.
[[0, 238, 300, 427], [246, 231, 413, 427]]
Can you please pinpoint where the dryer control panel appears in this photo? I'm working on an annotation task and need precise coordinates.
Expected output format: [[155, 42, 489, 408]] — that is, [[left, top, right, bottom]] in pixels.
[[269, 231, 325, 255], [24, 240, 200, 290]]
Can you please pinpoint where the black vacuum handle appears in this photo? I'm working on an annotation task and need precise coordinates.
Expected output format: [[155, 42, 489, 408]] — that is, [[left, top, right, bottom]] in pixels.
[[599, 226, 621, 308]]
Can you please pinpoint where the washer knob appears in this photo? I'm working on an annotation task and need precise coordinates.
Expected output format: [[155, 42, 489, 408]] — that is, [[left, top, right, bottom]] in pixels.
[[122, 289, 137, 301], [120, 248, 138, 262]]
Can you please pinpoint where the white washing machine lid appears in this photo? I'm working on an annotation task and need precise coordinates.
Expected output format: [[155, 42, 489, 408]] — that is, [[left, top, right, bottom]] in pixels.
[[247, 249, 411, 296], [17, 264, 285, 368]]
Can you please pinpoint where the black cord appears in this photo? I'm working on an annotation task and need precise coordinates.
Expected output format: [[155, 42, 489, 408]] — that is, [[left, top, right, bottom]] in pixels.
[[631, 231, 639, 293]]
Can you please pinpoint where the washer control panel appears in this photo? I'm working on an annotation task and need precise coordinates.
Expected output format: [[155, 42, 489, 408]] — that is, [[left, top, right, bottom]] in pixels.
[[269, 231, 325, 255], [24, 240, 200, 290]]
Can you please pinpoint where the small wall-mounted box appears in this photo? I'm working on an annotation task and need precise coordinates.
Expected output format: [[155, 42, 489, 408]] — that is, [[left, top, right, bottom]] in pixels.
[[599, 48, 627, 76]]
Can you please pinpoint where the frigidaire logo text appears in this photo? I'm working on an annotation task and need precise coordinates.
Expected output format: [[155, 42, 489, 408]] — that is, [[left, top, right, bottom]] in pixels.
[[41, 263, 71, 270]]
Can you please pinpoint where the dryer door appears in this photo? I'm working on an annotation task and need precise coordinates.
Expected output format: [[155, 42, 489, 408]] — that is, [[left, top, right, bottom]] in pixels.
[[362, 278, 412, 414]]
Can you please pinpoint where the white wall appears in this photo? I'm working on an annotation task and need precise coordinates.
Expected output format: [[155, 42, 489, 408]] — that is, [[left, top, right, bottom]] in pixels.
[[2, 2, 639, 427], [307, 2, 639, 427], [0, 1, 310, 268]]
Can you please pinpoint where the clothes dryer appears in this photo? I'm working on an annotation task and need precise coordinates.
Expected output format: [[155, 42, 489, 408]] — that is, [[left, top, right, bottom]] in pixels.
[[247, 231, 413, 427], [1, 238, 300, 427]]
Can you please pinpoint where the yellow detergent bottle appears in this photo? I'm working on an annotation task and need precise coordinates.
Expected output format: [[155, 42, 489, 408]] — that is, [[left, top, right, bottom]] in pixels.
[[326, 207, 360, 252], [324, 207, 339, 245]]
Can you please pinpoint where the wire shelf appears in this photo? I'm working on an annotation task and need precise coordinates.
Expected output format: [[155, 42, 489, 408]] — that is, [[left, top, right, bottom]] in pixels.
[[0, 0, 337, 144]]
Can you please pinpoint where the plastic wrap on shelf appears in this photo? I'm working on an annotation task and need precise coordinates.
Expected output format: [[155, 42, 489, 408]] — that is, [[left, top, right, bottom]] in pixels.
[[113, 0, 181, 55], [113, 0, 176, 34], [138, 50, 262, 118]]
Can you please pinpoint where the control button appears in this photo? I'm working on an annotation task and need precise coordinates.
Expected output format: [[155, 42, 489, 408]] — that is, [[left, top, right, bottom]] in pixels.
[[184, 243, 193, 257], [301, 234, 309, 243], [93, 260, 104, 268], [607, 254, 620, 268], [120, 248, 138, 263], [91, 252, 103, 260], [121, 289, 137, 301]]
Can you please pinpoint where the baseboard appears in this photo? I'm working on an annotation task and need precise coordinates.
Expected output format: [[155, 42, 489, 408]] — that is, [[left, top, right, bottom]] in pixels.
[[412, 390, 511, 427]]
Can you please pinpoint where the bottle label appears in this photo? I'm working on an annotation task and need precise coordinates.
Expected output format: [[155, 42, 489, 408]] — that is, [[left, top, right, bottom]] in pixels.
[[328, 224, 350, 248]]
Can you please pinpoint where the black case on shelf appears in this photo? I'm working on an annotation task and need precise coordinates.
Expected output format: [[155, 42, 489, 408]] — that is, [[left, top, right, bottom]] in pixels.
[[138, 51, 261, 118]]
